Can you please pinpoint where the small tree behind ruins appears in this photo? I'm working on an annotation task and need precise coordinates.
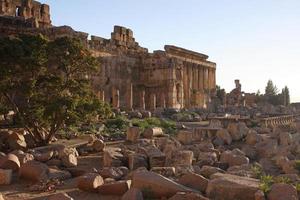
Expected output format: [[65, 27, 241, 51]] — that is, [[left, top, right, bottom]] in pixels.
[[262, 80, 291, 106], [0, 35, 111, 146]]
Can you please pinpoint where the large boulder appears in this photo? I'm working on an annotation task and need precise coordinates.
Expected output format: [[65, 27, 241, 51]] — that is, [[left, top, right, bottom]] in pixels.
[[177, 172, 208, 193], [103, 148, 124, 167], [197, 151, 218, 167], [34, 151, 54, 163], [128, 153, 148, 170], [216, 129, 232, 145], [7, 130, 27, 150], [220, 150, 249, 167], [77, 173, 104, 192], [227, 122, 249, 141], [59, 147, 78, 167], [171, 151, 193, 166], [0, 154, 20, 171], [176, 130, 193, 145], [91, 139, 105, 152], [267, 183, 298, 200], [246, 130, 262, 145], [143, 127, 163, 139], [132, 170, 192, 198], [206, 173, 259, 200], [19, 160, 49, 182], [98, 180, 130, 195], [198, 165, 225, 178], [126, 127, 141, 143]]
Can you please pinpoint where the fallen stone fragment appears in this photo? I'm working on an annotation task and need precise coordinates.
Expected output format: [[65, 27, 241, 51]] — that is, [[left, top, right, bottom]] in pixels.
[[128, 153, 148, 170], [172, 150, 193, 166], [19, 160, 49, 182], [199, 165, 225, 178], [98, 180, 130, 195], [61, 153, 78, 168], [126, 127, 140, 143], [99, 167, 125, 180], [34, 151, 54, 162], [132, 170, 192, 198], [77, 173, 104, 192], [220, 150, 249, 167], [176, 130, 193, 145], [216, 129, 232, 145], [0, 169, 12, 185], [177, 172, 208, 193], [92, 139, 105, 152], [14, 152, 34, 165], [0, 154, 20, 171], [103, 148, 124, 167], [7, 130, 27, 150], [206, 173, 259, 200], [121, 188, 143, 200], [267, 183, 298, 200], [151, 167, 176, 177], [49, 167, 72, 180], [143, 127, 163, 139]]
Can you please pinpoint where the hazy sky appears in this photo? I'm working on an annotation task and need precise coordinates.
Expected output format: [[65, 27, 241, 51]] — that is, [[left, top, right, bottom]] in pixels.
[[42, 0, 300, 102]]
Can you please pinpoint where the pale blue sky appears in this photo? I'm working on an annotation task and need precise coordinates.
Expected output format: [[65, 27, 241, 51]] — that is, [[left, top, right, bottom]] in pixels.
[[42, 0, 300, 102]]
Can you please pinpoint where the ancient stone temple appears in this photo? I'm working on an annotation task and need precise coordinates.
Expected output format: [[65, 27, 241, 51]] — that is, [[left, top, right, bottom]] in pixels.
[[0, 0, 217, 111]]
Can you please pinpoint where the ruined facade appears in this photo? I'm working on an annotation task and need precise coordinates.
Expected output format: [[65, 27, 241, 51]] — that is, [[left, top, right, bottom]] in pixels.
[[0, 0, 51, 27], [0, 0, 217, 110], [225, 80, 256, 107]]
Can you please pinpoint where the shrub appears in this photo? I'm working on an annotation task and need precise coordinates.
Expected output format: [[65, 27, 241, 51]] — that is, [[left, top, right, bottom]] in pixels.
[[294, 160, 300, 172], [251, 164, 264, 179], [131, 117, 177, 135], [274, 176, 291, 184], [103, 115, 130, 137], [259, 175, 274, 194]]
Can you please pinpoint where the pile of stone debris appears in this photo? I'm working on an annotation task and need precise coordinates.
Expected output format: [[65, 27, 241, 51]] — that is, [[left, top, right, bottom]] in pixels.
[[0, 120, 300, 200]]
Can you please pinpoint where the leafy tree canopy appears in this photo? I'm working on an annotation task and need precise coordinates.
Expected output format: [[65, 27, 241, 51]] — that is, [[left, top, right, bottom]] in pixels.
[[0, 35, 111, 145]]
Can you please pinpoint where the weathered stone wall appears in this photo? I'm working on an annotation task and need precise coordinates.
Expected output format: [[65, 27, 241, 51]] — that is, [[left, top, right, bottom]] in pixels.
[[0, 0, 51, 27], [0, 0, 217, 110]]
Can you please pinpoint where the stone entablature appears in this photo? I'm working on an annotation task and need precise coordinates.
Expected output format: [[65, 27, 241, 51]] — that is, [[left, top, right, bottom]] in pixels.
[[0, 0, 217, 110]]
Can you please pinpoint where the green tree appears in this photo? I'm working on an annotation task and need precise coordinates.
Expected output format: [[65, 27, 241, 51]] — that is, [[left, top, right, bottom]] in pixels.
[[265, 80, 278, 96], [281, 86, 290, 106], [264, 80, 281, 105], [0, 35, 111, 145]]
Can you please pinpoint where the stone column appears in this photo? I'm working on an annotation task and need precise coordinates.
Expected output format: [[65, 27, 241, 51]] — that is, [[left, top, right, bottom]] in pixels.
[[139, 89, 146, 110], [204, 68, 209, 90], [97, 90, 105, 102], [158, 92, 166, 108], [208, 69, 211, 90], [125, 83, 133, 110], [167, 82, 176, 108], [112, 87, 120, 108], [193, 66, 197, 90], [149, 93, 156, 111], [198, 66, 204, 91]]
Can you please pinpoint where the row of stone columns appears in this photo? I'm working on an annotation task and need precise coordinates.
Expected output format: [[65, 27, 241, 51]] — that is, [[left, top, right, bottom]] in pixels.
[[262, 115, 295, 128]]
